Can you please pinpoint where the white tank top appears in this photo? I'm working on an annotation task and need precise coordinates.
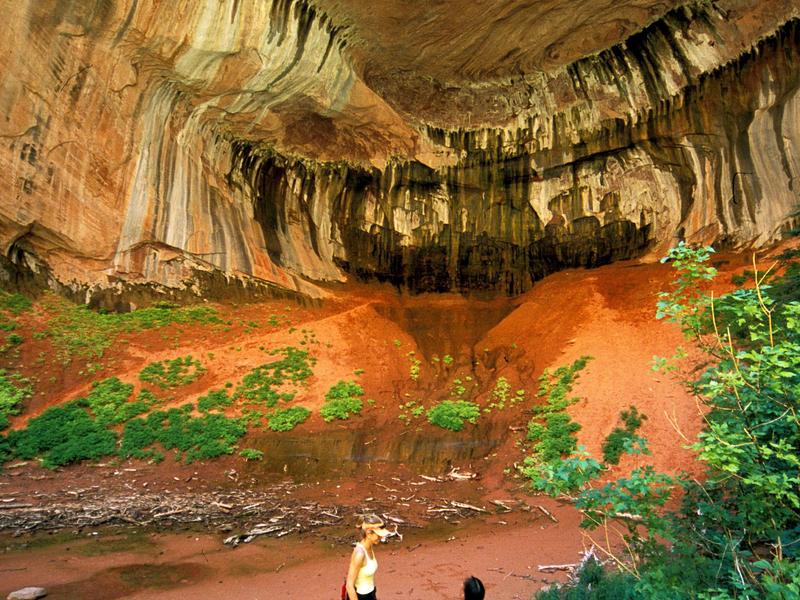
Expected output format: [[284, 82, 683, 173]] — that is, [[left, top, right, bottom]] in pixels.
[[354, 543, 378, 594]]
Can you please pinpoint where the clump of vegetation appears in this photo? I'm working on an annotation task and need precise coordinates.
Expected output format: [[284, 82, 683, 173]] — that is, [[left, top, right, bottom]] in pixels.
[[536, 558, 640, 600], [442, 354, 454, 366], [81, 377, 151, 425], [491, 376, 511, 408], [267, 406, 311, 431], [235, 347, 314, 407], [0, 292, 33, 315], [197, 389, 233, 413], [532, 243, 800, 598], [0, 316, 17, 332], [0, 370, 32, 430], [239, 448, 264, 461], [407, 351, 421, 381], [426, 400, 480, 431], [139, 356, 206, 389], [320, 380, 364, 422], [450, 377, 467, 398], [119, 406, 246, 463], [519, 357, 600, 495], [7, 401, 117, 468], [41, 294, 222, 362], [398, 399, 425, 424], [485, 377, 526, 411], [527, 358, 591, 461], [601, 406, 647, 465]]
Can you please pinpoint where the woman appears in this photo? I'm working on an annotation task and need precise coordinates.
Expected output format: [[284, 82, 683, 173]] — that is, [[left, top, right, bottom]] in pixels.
[[345, 513, 391, 600]]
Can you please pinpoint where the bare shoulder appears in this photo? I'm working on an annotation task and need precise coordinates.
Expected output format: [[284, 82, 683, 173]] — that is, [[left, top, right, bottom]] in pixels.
[[350, 544, 366, 562]]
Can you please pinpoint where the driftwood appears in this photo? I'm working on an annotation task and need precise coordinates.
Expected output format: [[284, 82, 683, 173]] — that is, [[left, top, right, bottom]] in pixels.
[[0, 483, 348, 541], [536, 505, 558, 523], [538, 563, 577, 573], [0, 465, 512, 545]]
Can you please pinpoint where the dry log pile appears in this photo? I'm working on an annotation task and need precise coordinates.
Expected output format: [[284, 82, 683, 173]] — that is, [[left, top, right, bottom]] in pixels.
[[0, 468, 547, 545]]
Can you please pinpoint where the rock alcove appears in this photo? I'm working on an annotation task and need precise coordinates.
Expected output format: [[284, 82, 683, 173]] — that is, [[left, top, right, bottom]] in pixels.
[[0, 0, 798, 305]]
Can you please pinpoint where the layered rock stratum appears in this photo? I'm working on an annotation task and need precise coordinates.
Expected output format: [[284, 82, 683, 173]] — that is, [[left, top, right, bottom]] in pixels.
[[1, 0, 799, 303]]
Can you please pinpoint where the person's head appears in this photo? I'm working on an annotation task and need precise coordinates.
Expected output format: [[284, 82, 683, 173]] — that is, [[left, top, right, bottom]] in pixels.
[[464, 576, 485, 600], [357, 513, 391, 542]]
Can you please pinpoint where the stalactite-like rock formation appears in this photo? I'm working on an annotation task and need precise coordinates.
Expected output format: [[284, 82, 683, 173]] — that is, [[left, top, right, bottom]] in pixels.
[[0, 0, 798, 303]]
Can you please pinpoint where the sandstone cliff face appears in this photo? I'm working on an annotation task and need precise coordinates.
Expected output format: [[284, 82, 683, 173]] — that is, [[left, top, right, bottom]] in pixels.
[[0, 0, 798, 302]]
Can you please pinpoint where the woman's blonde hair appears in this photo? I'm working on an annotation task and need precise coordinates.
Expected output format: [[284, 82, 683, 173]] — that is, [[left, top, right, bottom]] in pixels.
[[357, 513, 383, 539]]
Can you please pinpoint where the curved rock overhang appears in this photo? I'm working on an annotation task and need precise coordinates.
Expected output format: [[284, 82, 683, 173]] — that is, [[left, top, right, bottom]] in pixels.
[[0, 0, 798, 303]]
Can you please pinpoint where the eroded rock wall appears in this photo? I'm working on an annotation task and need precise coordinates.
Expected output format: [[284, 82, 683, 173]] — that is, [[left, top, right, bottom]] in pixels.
[[0, 0, 798, 301]]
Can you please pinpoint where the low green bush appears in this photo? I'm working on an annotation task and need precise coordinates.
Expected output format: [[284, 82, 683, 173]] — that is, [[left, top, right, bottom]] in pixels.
[[0, 292, 32, 315], [426, 400, 480, 431], [521, 357, 592, 494], [267, 406, 310, 431], [8, 401, 117, 468], [236, 347, 314, 407], [325, 380, 364, 402], [197, 389, 233, 413], [535, 559, 641, 599], [527, 413, 581, 462], [80, 377, 144, 425], [139, 356, 205, 389], [0, 370, 32, 430], [320, 380, 364, 422], [119, 407, 246, 463], [42, 294, 221, 361], [320, 397, 362, 421], [601, 406, 647, 465], [239, 448, 264, 461]]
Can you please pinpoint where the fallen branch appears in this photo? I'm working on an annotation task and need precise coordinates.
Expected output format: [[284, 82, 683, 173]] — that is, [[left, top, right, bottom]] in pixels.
[[538, 563, 577, 573]]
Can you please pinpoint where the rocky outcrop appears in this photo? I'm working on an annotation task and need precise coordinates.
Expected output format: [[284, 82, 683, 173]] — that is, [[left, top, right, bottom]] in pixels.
[[0, 0, 798, 302]]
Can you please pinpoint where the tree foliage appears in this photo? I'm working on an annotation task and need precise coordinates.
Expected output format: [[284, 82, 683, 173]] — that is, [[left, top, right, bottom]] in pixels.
[[536, 242, 800, 598]]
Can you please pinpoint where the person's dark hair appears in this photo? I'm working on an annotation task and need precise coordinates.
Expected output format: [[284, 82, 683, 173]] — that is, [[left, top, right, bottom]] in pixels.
[[464, 575, 485, 600]]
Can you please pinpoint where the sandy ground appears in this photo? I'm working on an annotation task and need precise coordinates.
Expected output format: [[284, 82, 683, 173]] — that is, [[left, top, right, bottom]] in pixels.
[[1, 500, 589, 600], [1, 245, 787, 599]]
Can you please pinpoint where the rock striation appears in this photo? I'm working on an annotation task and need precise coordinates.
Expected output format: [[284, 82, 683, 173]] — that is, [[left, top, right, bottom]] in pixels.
[[0, 0, 798, 302]]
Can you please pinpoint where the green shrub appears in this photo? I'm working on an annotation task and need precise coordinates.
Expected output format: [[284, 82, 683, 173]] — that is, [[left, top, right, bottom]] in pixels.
[[7, 333, 23, 346], [8, 401, 117, 468], [426, 400, 480, 431], [81, 377, 143, 425], [325, 380, 364, 402], [235, 347, 314, 407], [119, 408, 246, 463], [139, 356, 205, 389], [118, 418, 162, 461], [540, 243, 800, 598], [239, 448, 264, 461], [407, 352, 421, 381], [527, 413, 581, 462], [535, 558, 642, 599], [521, 449, 603, 497], [197, 389, 233, 413], [601, 406, 647, 465], [267, 406, 310, 431], [0, 293, 32, 315], [321, 380, 364, 422], [0, 370, 32, 430], [42, 294, 221, 361], [520, 357, 592, 494]]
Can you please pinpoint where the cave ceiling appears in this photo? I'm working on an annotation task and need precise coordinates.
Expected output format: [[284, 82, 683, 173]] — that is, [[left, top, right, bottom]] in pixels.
[[0, 0, 799, 303]]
